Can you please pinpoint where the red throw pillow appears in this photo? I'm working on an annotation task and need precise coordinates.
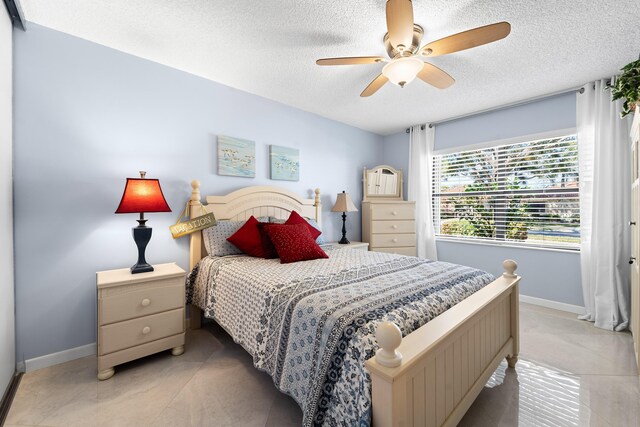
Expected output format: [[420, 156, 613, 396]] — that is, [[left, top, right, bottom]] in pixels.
[[227, 216, 277, 259], [262, 223, 328, 264], [285, 210, 322, 241]]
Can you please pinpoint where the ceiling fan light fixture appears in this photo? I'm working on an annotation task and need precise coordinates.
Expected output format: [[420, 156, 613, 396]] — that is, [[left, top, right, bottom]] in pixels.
[[382, 57, 423, 87]]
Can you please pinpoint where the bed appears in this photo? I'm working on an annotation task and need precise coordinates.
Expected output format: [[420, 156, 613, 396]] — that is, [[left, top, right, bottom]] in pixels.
[[186, 181, 520, 427]]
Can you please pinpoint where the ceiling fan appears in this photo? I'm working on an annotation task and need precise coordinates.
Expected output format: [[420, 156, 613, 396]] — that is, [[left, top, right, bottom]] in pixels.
[[316, 0, 511, 97]]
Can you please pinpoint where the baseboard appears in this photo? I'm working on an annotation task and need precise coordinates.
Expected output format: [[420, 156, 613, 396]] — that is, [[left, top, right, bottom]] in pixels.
[[13, 297, 583, 374], [520, 294, 585, 315], [17, 343, 96, 373], [0, 372, 22, 426], [16, 319, 194, 373]]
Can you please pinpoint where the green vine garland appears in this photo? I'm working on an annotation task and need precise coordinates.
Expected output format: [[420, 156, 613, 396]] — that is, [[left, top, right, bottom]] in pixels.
[[612, 58, 640, 118]]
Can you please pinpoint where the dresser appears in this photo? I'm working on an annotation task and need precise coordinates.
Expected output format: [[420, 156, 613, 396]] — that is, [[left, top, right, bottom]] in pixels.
[[631, 107, 640, 371], [361, 200, 416, 256], [96, 263, 186, 380]]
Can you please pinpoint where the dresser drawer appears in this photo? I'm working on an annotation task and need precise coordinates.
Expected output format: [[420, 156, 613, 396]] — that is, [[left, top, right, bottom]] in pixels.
[[371, 220, 415, 234], [99, 308, 184, 355], [371, 233, 416, 248], [371, 204, 415, 220], [374, 247, 417, 256], [99, 277, 184, 325]]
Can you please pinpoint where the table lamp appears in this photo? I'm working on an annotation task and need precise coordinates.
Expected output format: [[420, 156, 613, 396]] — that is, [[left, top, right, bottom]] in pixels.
[[115, 171, 171, 274], [331, 190, 358, 244]]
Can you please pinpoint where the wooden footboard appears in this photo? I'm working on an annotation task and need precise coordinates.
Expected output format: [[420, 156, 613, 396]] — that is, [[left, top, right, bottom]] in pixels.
[[365, 260, 520, 427]]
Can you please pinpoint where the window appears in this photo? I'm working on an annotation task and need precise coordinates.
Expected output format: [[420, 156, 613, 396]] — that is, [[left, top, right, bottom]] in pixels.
[[432, 134, 579, 249]]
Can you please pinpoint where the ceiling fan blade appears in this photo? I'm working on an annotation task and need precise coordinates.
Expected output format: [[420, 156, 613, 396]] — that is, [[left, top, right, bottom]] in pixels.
[[420, 21, 511, 57], [386, 0, 414, 51], [316, 56, 386, 66], [417, 62, 455, 89], [360, 74, 389, 97]]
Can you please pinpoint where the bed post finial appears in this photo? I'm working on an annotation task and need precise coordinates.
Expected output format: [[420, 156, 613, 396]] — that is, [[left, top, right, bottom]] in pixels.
[[191, 180, 201, 202], [314, 188, 321, 223], [375, 321, 403, 368], [502, 259, 518, 278]]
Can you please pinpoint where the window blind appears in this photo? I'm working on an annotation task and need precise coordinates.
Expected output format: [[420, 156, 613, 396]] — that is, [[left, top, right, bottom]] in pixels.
[[432, 135, 579, 249]]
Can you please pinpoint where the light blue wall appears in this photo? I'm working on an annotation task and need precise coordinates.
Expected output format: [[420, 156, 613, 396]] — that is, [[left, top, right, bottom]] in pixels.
[[381, 93, 583, 307], [434, 92, 577, 151], [382, 131, 410, 197], [436, 242, 582, 306], [13, 24, 384, 361]]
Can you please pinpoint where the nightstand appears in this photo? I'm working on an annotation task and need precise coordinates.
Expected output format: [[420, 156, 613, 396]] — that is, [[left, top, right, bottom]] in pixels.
[[323, 241, 369, 251], [96, 263, 186, 380]]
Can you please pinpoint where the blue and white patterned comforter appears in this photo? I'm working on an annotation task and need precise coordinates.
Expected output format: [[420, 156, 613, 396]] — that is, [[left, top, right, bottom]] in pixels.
[[186, 248, 494, 426]]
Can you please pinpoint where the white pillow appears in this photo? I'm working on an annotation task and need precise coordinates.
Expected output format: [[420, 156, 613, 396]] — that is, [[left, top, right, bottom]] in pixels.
[[202, 217, 269, 256], [202, 221, 244, 257]]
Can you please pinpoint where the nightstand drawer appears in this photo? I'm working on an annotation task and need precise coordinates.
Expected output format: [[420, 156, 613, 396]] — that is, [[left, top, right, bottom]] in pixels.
[[99, 277, 184, 325], [371, 204, 415, 220], [99, 308, 184, 355], [371, 220, 415, 234], [371, 233, 416, 248]]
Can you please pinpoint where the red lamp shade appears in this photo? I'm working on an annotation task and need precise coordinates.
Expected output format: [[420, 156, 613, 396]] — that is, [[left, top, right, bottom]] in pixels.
[[115, 178, 171, 214]]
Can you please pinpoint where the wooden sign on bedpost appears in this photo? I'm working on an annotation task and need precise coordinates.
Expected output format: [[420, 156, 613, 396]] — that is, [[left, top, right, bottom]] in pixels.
[[169, 201, 216, 239]]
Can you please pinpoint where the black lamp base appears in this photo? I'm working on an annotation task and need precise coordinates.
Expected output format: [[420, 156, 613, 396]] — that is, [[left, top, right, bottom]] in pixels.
[[131, 225, 154, 274], [338, 212, 350, 244], [131, 262, 154, 274]]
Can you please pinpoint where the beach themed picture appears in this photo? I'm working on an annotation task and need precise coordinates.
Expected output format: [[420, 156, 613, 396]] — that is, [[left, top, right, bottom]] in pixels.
[[270, 145, 299, 181], [217, 135, 256, 178]]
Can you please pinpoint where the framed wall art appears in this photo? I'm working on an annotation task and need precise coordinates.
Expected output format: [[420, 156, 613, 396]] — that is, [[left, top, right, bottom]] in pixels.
[[217, 135, 256, 178], [269, 145, 299, 181]]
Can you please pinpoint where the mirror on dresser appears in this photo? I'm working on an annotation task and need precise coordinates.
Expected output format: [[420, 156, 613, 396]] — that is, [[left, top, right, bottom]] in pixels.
[[362, 165, 403, 201], [361, 165, 416, 256]]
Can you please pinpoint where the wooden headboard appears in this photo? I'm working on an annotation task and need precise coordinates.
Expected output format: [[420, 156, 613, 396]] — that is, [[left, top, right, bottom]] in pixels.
[[188, 180, 321, 269]]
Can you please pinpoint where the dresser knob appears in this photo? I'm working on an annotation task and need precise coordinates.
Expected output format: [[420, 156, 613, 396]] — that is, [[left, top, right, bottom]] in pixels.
[[141, 298, 151, 307], [392, 211, 398, 215], [392, 225, 398, 229], [392, 238, 398, 243], [142, 326, 151, 335]]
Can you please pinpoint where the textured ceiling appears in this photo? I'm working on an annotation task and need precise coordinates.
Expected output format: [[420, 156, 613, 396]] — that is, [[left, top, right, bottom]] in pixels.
[[19, 0, 640, 135]]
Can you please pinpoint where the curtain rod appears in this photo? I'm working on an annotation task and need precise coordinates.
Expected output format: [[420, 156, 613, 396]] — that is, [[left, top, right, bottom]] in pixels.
[[3, 0, 26, 30], [405, 84, 585, 133]]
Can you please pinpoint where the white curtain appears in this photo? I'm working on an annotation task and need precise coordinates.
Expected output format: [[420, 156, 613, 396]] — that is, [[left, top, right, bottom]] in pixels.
[[408, 125, 438, 260], [577, 79, 631, 331]]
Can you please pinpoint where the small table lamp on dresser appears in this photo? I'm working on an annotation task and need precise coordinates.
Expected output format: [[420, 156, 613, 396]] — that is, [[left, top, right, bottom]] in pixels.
[[331, 190, 358, 244], [115, 171, 171, 273]]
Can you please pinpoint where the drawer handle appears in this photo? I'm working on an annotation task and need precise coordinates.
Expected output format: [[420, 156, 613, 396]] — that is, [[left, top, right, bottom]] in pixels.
[[141, 298, 151, 307], [142, 326, 151, 335], [392, 238, 398, 243], [392, 211, 398, 215], [392, 225, 398, 229]]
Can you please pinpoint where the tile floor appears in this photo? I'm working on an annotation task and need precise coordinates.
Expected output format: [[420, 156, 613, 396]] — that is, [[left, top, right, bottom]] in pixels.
[[5, 303, 640, 427]]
